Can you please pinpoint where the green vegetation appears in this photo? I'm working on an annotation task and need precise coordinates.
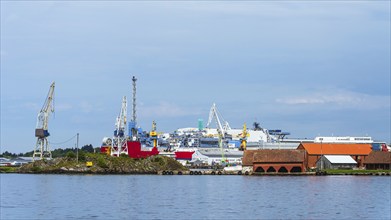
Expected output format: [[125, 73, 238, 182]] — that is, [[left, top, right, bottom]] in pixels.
[[17, 153, 187, 174], [66, 151, 76, 159], [96, 155, 109, 169], [0, 166, 18, 173], [324, 169, 391, 175], [0, 144, 98, 159]]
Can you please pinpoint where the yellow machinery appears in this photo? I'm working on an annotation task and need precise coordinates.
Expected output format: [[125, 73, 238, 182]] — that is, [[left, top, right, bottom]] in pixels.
[[105, 147, 111, 155], [150, 121, 158, 149], [240, 123, 249, 151]]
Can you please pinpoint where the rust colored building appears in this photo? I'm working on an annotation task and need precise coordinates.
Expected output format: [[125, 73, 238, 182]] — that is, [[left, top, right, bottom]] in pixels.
[[364, 151, 391, 170], [242, 149, 306, 173], [297, 143, 372, 169]]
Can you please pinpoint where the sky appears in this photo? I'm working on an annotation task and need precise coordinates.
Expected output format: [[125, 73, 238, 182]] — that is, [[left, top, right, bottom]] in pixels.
[[1, 1, 390, 153]]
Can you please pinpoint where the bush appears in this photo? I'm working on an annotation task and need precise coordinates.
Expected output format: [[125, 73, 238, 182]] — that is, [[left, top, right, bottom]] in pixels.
[[66, 151, 76, 159], [150, 156, 165, 165], [78, 151, 86, 161], [97, 157, 108, 168], [31, 166, 42, 172], [120, 153, 128, 158]]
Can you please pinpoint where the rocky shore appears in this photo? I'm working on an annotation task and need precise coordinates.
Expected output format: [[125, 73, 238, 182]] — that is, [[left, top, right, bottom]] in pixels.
[[16, 154, 187, 174]]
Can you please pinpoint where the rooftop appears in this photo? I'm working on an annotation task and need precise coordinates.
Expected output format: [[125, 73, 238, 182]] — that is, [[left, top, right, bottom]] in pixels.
[[298, 143, 372, 155], [242, 149, 305, 165], [253, 149, 305, 163], [322, 155, 357, 164], [364, 151, 391, 164]]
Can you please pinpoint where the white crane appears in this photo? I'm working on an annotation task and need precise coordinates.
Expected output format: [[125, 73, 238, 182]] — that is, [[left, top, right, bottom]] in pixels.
[[206, 103, 231, 139], [111, 96, 128, 156], [33, 82, 55, 161], [206, 103, 231, 163]]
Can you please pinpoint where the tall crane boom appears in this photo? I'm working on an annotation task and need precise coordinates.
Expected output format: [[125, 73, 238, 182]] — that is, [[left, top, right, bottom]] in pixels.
[[206, 103, 231, 164], [206, 103, 231, 139], [112, 96, 128, 156], [33, 82, 55, 160]]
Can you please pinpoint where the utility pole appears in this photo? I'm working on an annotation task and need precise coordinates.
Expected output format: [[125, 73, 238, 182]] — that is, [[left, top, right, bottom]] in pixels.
[[320, 138, 323, 170], [76, 133, 79, 163]]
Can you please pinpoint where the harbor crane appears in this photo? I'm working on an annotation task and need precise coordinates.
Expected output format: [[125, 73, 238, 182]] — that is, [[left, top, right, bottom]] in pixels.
[[33, 82, 55, 161], [239, 123, 249, 151], [206, 103, 231, 139], [206, 103, 231, 163], [150, 121, 158, 149], [112, 96, 128, 156]]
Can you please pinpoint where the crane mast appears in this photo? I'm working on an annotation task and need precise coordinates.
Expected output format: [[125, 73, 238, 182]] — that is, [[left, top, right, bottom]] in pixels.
[[112, 96, 128, 156], [33, 82, 55, 161]]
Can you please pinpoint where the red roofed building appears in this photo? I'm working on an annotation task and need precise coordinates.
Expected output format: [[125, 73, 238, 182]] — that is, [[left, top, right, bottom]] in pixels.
[[297, 143, 372, 168], [242, 149, 306, 173], [364, 151, 391, 170]]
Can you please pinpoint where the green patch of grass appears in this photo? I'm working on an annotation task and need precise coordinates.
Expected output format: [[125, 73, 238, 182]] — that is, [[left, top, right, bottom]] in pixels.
[[31, 166, 42, 172], [0, 166, 18, 173], [324, 169, 391, 174]]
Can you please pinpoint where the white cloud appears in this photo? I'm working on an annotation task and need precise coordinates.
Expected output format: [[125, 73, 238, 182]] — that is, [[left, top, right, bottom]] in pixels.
[[276, 90, 390, 109]]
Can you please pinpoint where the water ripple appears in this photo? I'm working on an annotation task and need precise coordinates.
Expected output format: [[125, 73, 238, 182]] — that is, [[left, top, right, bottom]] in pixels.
[[0, 174, 390, 219]]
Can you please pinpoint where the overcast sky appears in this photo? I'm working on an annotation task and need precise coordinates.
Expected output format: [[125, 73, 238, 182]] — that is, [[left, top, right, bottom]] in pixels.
[[1, 1, 390, 153]]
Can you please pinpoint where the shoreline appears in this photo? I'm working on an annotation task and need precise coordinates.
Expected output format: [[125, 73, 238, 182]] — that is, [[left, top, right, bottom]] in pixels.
[[1, 167, 390, 176]]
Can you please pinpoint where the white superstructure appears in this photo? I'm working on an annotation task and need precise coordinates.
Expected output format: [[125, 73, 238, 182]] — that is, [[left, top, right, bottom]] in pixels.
[[314, 136, 373, 144]]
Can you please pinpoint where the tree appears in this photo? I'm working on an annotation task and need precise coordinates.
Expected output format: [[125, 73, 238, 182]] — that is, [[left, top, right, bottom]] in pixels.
[[81, 144, 94, 153], [66, 151, 76, 158], [0, 151, 17, 158]]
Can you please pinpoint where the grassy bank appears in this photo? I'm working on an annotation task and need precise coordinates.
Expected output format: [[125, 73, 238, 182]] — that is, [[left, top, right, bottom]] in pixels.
[[323, 169, 391, 175], [0, 166, 19, 173]]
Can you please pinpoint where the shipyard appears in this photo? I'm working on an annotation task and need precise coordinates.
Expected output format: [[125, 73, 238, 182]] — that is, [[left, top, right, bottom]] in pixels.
[[2, 76, 390, 176], [2, 2, 390, 220]]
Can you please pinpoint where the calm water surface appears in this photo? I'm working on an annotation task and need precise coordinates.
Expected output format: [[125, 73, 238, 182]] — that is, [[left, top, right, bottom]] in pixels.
[[1, 174, 390, 219]]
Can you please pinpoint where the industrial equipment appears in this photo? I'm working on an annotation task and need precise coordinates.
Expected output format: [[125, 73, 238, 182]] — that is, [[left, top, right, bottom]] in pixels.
[[112, 96, 128, 156], [206, 103, 231, 139], [129, 76, 138, 140], [205, 103, 232, 163], [33, 82, 55, 161], [150, 121, 158, 149], [239, 123, 249, 151]]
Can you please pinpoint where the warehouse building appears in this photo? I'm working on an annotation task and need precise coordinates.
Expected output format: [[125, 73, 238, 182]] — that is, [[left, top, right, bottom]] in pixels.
[[316, 155, 357, 170], [297, 143, 372, 168], [242, 149, 306, 173], [364, 151, 391, 170]]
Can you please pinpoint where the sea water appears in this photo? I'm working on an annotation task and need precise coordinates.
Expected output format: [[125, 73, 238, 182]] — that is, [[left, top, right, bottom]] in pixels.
[[1, 174, 390, 219]]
